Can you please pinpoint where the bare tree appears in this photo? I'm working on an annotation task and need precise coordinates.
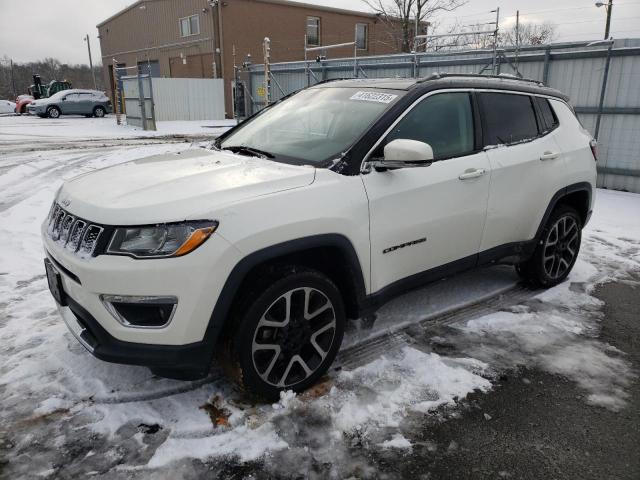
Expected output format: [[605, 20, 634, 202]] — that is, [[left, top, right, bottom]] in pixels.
[[0, 58, 104, 100], [500, 21, 557, 47], [363, 0, 467, 53]]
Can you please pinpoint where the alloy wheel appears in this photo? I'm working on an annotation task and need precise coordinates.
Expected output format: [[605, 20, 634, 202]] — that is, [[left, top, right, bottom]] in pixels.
[[543, 215, 579, 280], [251, 287, 337, 388]]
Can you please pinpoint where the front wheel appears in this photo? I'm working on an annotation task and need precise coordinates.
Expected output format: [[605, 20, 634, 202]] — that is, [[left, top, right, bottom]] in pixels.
[[516, 205, 582, 288], [93, 106, 106, 118], [221, 268, 345, 400], [47, 106, 61, 119]]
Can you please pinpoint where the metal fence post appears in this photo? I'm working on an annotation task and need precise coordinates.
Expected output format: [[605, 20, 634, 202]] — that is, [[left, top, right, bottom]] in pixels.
[[113, 59, 122, 125], [146, 68, 157, 131], [542, 47, 551, 85], [247, 67, 254, 115], [137, 72, 147, 130], [594, 41, 613, 140]]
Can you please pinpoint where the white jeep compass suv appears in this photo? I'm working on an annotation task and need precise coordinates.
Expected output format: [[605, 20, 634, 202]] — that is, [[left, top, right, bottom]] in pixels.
[[43, 74, 597, 399]]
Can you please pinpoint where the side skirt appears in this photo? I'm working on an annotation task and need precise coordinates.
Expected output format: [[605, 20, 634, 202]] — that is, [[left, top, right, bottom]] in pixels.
[[360, 239, 536, 317]]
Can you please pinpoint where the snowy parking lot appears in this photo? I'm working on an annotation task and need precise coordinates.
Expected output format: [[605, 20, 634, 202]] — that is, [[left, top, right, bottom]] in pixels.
[[1, 116, 639, 478]]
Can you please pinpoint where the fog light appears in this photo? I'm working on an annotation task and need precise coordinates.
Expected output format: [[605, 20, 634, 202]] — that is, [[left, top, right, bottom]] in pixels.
[[100, 295, 177, 328]]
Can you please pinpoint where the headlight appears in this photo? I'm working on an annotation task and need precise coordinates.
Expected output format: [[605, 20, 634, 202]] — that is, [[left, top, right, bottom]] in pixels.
[[106, 221, 218, 259]]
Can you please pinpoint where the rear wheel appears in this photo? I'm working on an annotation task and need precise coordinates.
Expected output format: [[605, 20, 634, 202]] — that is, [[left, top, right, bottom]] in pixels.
[[516, 205, 582, 288], [93, 106, 106, 118], [47, 106, 61, 119], [221, 267, 345, 400]]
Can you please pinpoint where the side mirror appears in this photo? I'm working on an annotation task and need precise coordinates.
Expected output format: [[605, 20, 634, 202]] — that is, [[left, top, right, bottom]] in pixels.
[[370, 139, 434, 170]]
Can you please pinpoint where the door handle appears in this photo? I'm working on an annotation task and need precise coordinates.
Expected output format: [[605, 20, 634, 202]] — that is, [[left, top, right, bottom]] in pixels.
[[540, 151, 559, 161], [458, 168, 486, 180]]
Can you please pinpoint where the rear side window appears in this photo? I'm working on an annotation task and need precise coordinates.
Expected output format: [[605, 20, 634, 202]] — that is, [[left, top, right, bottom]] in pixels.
[[479, 92, 539, 146], [535, 97, 559, 132], [384, 92, 475, 160]]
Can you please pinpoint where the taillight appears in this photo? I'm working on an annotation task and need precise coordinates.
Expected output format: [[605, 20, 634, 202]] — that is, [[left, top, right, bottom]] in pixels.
[[589, 139, 598, 162]]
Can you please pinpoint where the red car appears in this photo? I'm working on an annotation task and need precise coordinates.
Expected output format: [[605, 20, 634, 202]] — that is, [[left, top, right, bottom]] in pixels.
[[15, 95, 35, 114]]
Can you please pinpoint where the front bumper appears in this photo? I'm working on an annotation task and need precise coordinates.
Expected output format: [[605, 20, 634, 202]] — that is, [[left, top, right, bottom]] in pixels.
[[58, 296, 211, 373], [27, 105, 45, 115], [42, 220, 242, 367]]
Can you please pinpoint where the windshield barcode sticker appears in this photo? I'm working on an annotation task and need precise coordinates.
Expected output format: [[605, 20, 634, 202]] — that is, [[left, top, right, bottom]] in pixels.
[[349, 91, 398, 104]]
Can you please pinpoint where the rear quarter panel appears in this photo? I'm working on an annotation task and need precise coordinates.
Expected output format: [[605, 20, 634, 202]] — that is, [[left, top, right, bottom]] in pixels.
[[550, 99, 598, 211]]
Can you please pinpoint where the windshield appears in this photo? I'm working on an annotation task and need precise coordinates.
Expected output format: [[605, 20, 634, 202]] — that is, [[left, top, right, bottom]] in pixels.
[[220, 87, 403, 166], [48, 90, 69, 101]]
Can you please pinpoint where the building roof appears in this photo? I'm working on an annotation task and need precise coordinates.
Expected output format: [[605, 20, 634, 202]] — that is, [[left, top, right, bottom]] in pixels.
[[97, 0, 378, 28]]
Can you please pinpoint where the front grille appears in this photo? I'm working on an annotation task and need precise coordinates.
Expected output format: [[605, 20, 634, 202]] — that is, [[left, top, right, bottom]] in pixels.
[[47, 203, 104, 257]]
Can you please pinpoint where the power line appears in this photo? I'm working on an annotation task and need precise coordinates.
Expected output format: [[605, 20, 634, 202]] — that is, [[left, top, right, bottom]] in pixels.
[[558, 28, 640, 37], [502, 1, 640, 19]]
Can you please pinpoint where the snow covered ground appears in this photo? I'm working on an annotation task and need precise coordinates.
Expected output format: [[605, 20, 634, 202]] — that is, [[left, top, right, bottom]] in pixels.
[[0, 114, 236, 144], [0, 128, 639, 478]]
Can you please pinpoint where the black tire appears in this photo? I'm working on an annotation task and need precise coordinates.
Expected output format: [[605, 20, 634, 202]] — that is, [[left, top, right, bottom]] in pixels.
[[516, 205, 582, 288], [47, 106, 61, 119], [220, 266, 345, 400], [93, 106, 106, 118]]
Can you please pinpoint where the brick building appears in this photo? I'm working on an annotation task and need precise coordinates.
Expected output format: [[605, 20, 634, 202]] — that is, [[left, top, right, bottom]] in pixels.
[[97, 0, 402, 117]]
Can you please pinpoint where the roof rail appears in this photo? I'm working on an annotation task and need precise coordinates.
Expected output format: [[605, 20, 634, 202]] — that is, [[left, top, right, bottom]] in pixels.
[[311, 77, 357, 86], [417, 72, 545, 86]]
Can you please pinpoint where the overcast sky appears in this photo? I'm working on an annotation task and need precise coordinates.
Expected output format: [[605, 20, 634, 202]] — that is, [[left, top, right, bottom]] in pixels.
[[1, 0, 639, 65]]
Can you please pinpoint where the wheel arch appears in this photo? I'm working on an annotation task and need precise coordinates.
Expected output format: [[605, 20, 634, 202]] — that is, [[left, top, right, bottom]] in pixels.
[[202, 234, 367, 359], [535, 182, 592, 241]]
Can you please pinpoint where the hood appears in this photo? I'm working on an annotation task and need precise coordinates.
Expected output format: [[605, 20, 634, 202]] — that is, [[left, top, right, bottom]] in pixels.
[[58, 149, 316, 225]]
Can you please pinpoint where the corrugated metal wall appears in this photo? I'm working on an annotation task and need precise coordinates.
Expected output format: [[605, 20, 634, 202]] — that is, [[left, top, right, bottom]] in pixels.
[[248, 39, 640, 193], [151, 78, 225, 121]]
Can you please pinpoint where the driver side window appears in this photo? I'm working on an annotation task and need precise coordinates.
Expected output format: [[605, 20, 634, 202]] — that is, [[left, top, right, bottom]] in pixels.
[[380, 92, 475, 161]]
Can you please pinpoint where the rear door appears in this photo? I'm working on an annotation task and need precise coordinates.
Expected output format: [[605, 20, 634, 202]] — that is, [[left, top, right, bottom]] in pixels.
[[478, 92, 567, 254], [362, 91, 491, 293], [76, 93, 93, 114]]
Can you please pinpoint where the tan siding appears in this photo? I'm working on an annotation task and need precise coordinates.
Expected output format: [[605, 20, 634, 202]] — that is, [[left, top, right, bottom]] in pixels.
[[97, 0, 402, 116]]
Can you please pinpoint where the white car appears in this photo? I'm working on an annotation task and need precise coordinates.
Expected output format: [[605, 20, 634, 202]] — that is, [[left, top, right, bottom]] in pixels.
[[42, 74, 597, 399], [0, 99, 16, 114]]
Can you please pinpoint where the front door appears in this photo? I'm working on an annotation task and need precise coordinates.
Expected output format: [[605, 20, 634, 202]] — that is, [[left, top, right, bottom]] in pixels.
[[60, 93, 79, 114], [361, 91, 491, 293]]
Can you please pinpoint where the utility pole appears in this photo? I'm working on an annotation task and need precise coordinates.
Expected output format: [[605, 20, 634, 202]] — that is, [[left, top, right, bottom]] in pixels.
[[604, 0, 613, 39], [596, 1, 614, 39], [10, 59, 17, 98], [515, 10, 520, 73], [84, 34, 97, 90], [491, 7, 500, 75]]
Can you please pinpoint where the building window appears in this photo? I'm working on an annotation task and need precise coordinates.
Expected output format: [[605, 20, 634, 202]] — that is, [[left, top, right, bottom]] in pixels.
[[307, 16, 320, 46], [179, 14, 200, 37], [356, 23, 368, 49]]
